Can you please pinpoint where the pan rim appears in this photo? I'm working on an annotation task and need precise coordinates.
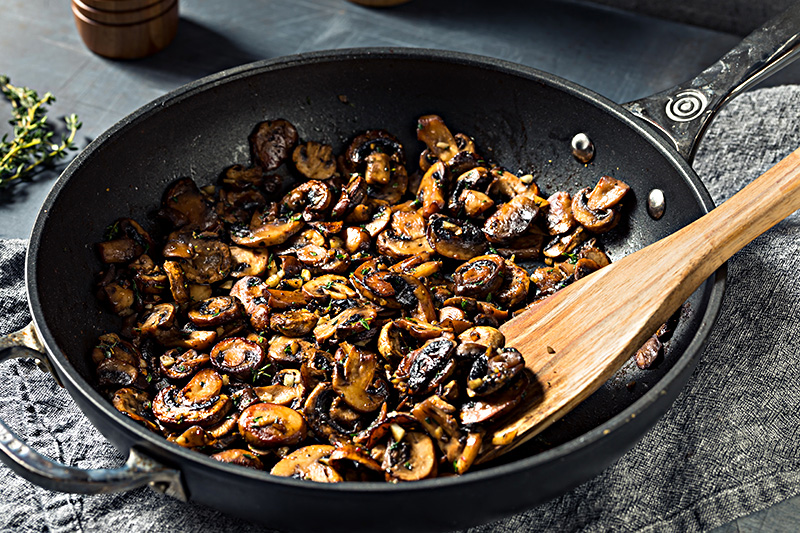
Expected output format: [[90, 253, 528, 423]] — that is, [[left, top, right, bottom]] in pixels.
[[25, 46, 726, 495]]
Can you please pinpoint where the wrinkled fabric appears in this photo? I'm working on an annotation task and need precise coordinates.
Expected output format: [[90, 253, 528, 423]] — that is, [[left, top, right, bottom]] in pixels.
[[0, 86, 799, 532]]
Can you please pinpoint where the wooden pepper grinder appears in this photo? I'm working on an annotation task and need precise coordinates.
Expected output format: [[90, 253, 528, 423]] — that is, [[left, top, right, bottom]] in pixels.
[[71, 0, 179, 59]]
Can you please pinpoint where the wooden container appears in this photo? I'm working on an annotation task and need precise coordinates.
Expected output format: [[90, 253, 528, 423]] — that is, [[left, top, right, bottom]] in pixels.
[[71, 0, 179, 59]]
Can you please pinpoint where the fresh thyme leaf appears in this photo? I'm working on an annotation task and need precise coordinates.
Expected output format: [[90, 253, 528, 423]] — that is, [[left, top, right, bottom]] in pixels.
[[0, 76, 81, 191]]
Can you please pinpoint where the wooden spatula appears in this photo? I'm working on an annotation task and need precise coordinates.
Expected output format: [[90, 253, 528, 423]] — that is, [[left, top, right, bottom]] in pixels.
[[478, 147, 800, 463]]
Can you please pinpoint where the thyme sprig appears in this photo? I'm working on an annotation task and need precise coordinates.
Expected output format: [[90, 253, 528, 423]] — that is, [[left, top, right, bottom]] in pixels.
[[0, 75, 81, 190]]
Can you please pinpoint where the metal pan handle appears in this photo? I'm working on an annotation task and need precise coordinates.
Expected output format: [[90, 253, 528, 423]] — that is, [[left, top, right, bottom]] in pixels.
[[0, 322, 186, 500], [622, 3, 800, 163]]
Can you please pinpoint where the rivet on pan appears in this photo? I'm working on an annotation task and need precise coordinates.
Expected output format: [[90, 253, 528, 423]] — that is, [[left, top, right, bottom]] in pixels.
[[647, 189, 666, 219], [571, 133, 595, 163]]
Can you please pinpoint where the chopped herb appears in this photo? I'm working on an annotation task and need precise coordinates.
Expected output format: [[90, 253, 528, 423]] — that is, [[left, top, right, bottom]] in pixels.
[[486, 293, 492, 302], [358, 318, 371, 330]]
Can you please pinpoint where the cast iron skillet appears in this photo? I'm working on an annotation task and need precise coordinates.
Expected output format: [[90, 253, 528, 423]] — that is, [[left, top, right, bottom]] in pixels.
[[1, 6, 799, 532]]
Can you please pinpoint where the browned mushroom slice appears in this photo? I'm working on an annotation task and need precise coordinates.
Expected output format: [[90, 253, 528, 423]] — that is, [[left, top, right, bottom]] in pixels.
[[302, 274, 358, 301], [332, 343, 389, 413], [376, 211, 434, 259], [367, 165, 408, 204], [542, 226, 589, 259], [270, 444, 343, 482], [381, 431, 437, 482], [210, 337, 266, 379], [188, 296, 241, 327], [163, 235, 231, 285], [448, 166, 492, 212], [210, 449, 264, 470], [96, 218, 153, 263], [361, 200, 391, 238], [160, 348, 210, 380], [162, 260, 191, 305], [254, 369, 306, 408], [112, 387, 158, 432], [483, 194, 542, 243], [313, 306, 378, 345], [343, 129, 405, 173], [388, 253, 442, 280], [97, 278, 136, 316], [270, 309, 319, 337], [466, 347, 524, 397], [572, 257, 601, 281], [416, 115, 459, 163], [327, 444, 384, 480], [282, 180, 334, 221], [158, 178, 216, 230], [458, 326, 505, 351], [529, 265, 571, 300], [411, 395, 481, 474], [572, 176, 630, 233], [129, 255, 169, 295], [494, 231, 547, 261], [91, 333, 141, 366], [230, 276, 271, 331], [250, 119, 298, 171], [577, 241, 611, 268], [216, 187, 268, 226], [363, 151, 391, 186], [330, 175, 367, 220], [292, 141, 337, 180], [452, 254, 505, 299], [393, 317, 452, 340], [442, 296, 509, 323], [397, 337, 457, 396], [460, 371, 530, 425], [231, 206, 305, 248], [266, 289, 309, 311], [416, 161, 447, 218], [488, 168, 536, 198], [138, 302, 178, 335], [425, 213, 488, 261], [635, 334, 662, 369], [459, 190, 495, 218], [221, 164, 267, 190], [543, 191, 577, 235], [494, 260, 530, 307], [300, 349, 335, 389], [238, 402, 307, 447], [96, 357, 143, 389], [437, 306, 473, 335], [168, 425, 217, 449], [152, 369, 231, 430], [266, 335, 314, 365], [303, 382, 367, 443]]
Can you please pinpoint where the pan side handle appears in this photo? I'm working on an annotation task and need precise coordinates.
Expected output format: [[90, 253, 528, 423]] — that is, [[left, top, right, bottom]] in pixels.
[[622, 3, 800, 164], [0, 322, 187, 501]]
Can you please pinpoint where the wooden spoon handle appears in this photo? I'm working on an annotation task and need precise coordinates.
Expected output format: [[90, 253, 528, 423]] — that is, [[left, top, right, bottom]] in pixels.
[[481, 147, 800, 462]]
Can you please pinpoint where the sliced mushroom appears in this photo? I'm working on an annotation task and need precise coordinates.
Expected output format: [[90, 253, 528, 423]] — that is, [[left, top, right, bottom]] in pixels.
[[230, 276, 271, 331], [460, 371, 530, 425], [91, 333, 141, 366], [332, 343, 389, 413], [442, 296, 509, 323], [188, 296, 241, 327], [543, 226, 589, 259], [635, 334, 662, 369], [300, 348, 335, 390], [159, 348, 210, 380], [96, 218, 153, 263], [330, 175, 367, 220], [162, 260, 191, 305], [381, 431, 437, 482], [571, 176, 630, 233], [313, 306, 378, 345], [250, 118, 299, 171], [138, 302, 178, 335], [411, 395, 480, 473], [254, 369, 306, 408], [494, 260, 530, 307], [397, 337, 457, 396], [292, 141, 336, 180], [210, 449, 264, 470], [159, 177, 219, 231], [530, 265, 571, 300], [452, 254, 505, 300], [238, 402, 307, 447], [210, 337, 266, 379], [229, 246, 271, 278], [367, 165, 408, 204], [221, 164, 267, 190], [388, 253, 442, 280], [426, 213, 488, 260], [231, 205, 305, 248], [543, 191, 577, 235], [363, 151, 391, 185], [282, 180, 334, 221], [483, 194, 542, 243], [416, 161, 447, 218], [112, 387, 158, 432], [448, 166, 492, 212], [416, 115, 459, 163], [458, 326, 505, 351], [343, 129, 405, 173], [303, 382, 367, 443], [269, 309, 319, 337], [270, 444, 343, 482], [466, 347, 524, 397], [152, 369, 231, 430], [376, 211, 434, 259], [163, 234, 231, 285]]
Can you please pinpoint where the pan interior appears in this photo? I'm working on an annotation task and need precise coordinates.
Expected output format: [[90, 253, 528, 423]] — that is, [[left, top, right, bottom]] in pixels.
[[29, 51, 714, 475]]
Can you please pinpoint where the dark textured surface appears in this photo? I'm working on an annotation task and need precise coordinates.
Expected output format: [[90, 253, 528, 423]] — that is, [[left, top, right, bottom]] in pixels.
[[1, 0, 800, 531]]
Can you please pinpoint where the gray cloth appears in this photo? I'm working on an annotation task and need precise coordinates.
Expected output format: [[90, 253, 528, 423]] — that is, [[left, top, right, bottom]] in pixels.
[[1, 85, 799, 533]]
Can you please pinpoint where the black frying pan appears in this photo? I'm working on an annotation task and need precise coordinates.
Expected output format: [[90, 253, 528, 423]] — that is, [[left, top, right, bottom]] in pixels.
[[1, 6, 799, 532]]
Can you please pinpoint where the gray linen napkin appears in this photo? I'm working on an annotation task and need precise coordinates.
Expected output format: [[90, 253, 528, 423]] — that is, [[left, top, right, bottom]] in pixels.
[[1, 85, 799, 533]]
